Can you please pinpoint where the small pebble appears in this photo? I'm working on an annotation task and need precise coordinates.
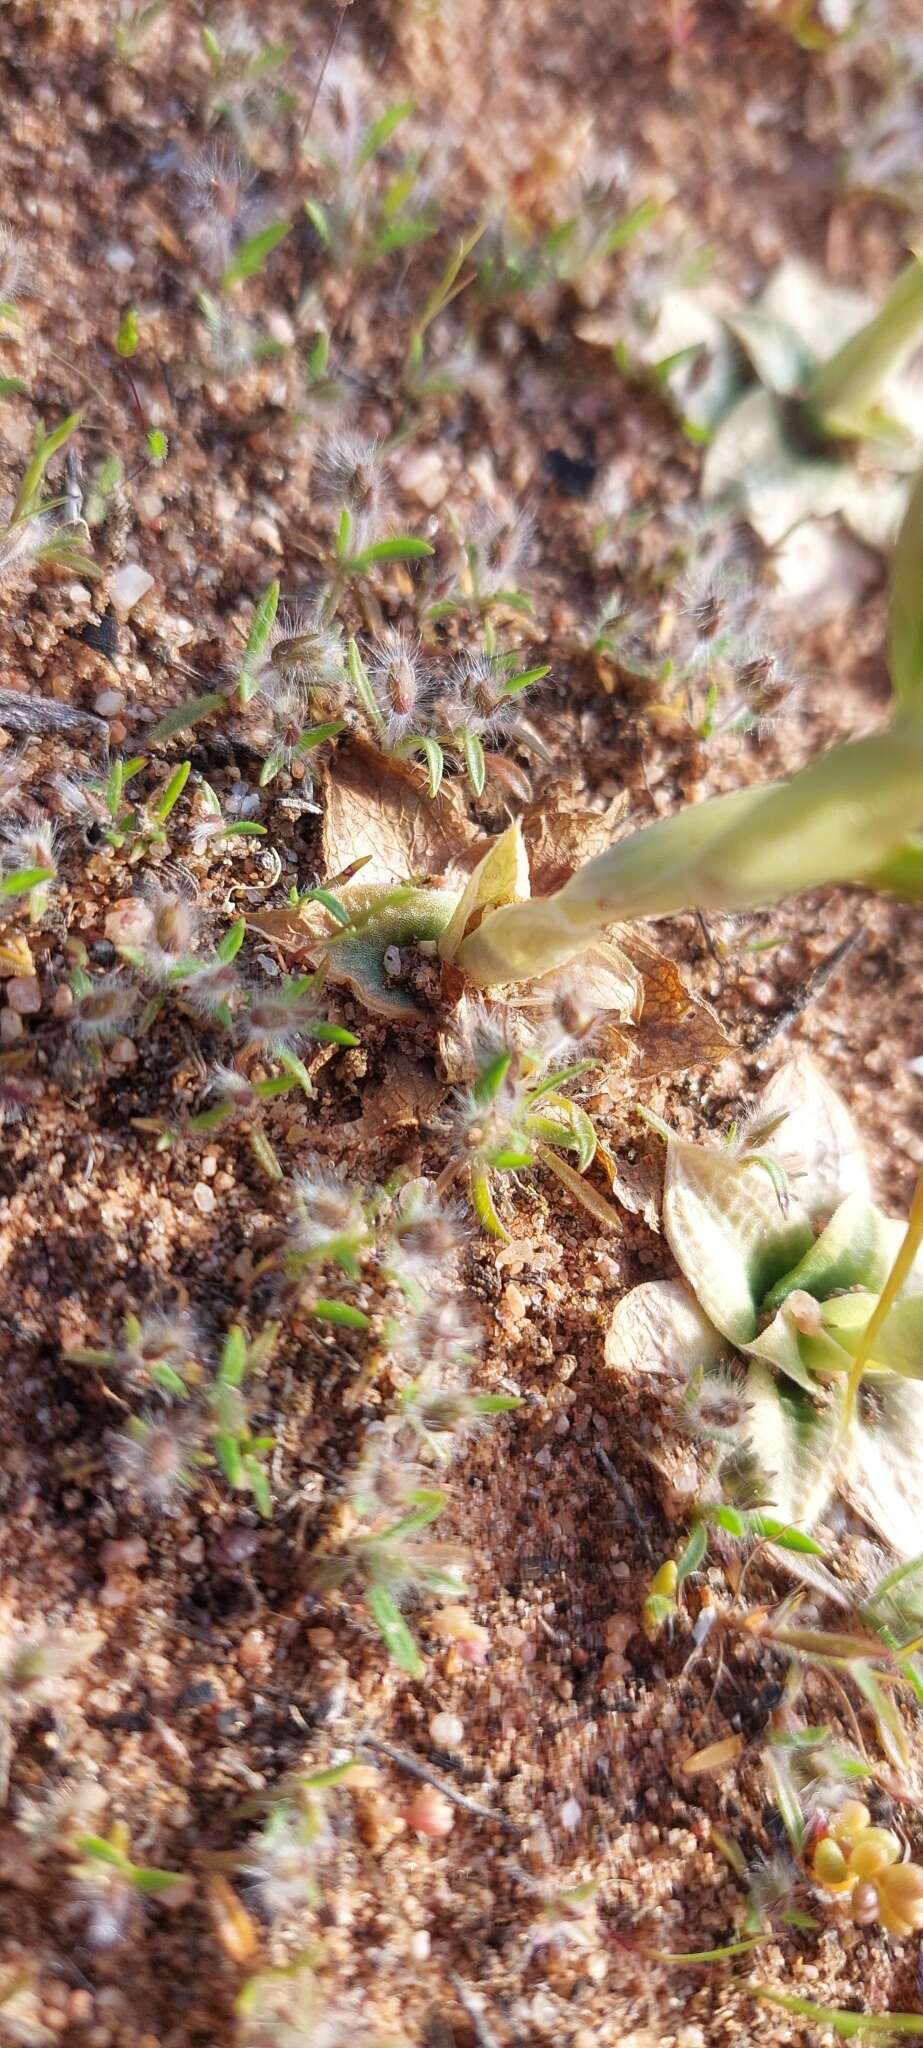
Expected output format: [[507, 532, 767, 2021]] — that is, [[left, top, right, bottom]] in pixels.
[[109, 1036, 137, 1066], [560, 1796, 582, 1830], [52, 984, 74, 1018], [6, 975, 40, 1015], [429, 1711, 464, 1749], [94, 688, 126, 717], [110, 563, 155, 614], [408, 1929, 431, 1961], [193, 1181, 217, 1215], [0, 1008, 23, 1044], [400, 1786, 455, 1838], [105, 898, 153, 948]]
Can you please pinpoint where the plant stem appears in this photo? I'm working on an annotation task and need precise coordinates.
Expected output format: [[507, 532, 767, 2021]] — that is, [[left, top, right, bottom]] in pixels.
[[806, 253, 923, 431], [843, 1170, 923, 1428]]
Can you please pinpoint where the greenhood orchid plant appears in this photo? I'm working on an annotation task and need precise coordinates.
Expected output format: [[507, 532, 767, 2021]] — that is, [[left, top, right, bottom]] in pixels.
[[606, 1053, 923, 1560], [284, 458, 923, 1015]]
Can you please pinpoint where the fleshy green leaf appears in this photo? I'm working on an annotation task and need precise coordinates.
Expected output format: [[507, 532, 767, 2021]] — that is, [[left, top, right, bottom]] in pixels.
[[762, 1195, 895, 1314], [742, 1360, 836, 1530], [605, 1279, 725, 1380], [663, 1139, 813, 1345]]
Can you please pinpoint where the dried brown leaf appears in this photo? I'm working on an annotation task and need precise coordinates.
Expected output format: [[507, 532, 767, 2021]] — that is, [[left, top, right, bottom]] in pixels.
[[596, 1135, 662, 1232], [608, 929, 732, 1077], [521, 791, 629, 898], [352, 1057, 445, 1144], [320, 738, 478, 887]]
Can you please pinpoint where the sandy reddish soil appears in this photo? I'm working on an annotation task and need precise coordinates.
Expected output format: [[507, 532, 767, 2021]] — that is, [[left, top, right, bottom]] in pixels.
[[0, 2, 921, 2045]]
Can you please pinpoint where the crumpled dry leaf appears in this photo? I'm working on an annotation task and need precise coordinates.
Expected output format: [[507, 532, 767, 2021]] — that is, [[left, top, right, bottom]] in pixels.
[[758, 1052, 872, 1220], [522, 792, 629, 898], [352, 1057, 444, 1144], [596, 1134, 663, 1232], [608, 929, 732, 1077], [605, 1277, 724, 1379], [320, 737, 479, 887]]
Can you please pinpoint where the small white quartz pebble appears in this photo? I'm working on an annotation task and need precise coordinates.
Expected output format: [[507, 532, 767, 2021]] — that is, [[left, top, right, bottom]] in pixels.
[[429, 1712, 464, 1749], [193, 1182, 217, 1215], [109, 563, 155, 614]]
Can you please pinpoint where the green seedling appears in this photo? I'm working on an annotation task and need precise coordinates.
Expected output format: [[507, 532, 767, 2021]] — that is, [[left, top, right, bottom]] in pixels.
[[0, 1629, 104, 1705], [476, 161, 658, 306], [402, 225, 484, 404], [197, 291, 287, 381], [68, 1310, 202, 1401], [115, 307, 139, 358], [447, 1023, 612, 1241], [304, 85, 438, 271], [0, 813, 57, 923], [0, 410, 97, 586], [314, 1484, 467, 1679], [222, 219, 290, 293], [200, 19, 289, 141], [236, 1956, 401, 2048], [174, 1060, 306, 1183], [606, 1051, 923, 1566], [83, 453, 124, 529], [209, 1324, 278, 1518], [114, 0, 170, 59], [73, 1821, 188, 1948]]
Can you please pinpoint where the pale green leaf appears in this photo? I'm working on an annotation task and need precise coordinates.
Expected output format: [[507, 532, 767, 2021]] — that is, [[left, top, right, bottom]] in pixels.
[[756, 1053, 872, 1220], [743, 1360, 836, 1530], [438, 820, 529, 963], [762, 1195, 894, 1314], [605, 1278, 724, 1380], [663, 1141, 813, 1344]]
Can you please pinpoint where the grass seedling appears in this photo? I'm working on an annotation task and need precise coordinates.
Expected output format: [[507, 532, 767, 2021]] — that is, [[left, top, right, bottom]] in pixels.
[[72, 1822, 188, 1948], [314, 1484, 467, 1678], [303, 75, 438, 272], [0, 411, 96, 587], [209, 1325, 278, 1518], [68, 1310, 202, 1400]]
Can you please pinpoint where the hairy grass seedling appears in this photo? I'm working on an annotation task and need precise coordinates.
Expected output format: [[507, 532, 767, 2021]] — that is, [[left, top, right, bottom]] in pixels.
[[209, 1324, 278, 1518]]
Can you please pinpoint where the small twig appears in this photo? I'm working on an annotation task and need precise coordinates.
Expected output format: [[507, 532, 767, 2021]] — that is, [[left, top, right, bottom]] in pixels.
[[449, 1974, 504, 2048], [0, 692, 108, 740], [357, 1731, 521, 1829], [751, 930, 863, 1055]]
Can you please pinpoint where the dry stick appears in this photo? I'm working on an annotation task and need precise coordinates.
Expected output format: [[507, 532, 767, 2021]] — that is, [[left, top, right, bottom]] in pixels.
[[449, 1974, 504, 2048], [0, 692, 107, 739], [357, 1730, 521, 1830], [750, 930, 863, 1056]]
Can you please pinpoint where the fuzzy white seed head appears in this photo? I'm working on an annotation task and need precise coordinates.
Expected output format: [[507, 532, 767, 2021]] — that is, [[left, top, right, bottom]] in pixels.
[[114, 1412, 199, 1510], [445, 652, 516, 740], [368, 627, 434, 746], [293, 1159, 365, 1251], [73, 975, 136, 1043], [315, 433, 389, 549], [1, 811, 58, 878], [0, 223, 27, 307]]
